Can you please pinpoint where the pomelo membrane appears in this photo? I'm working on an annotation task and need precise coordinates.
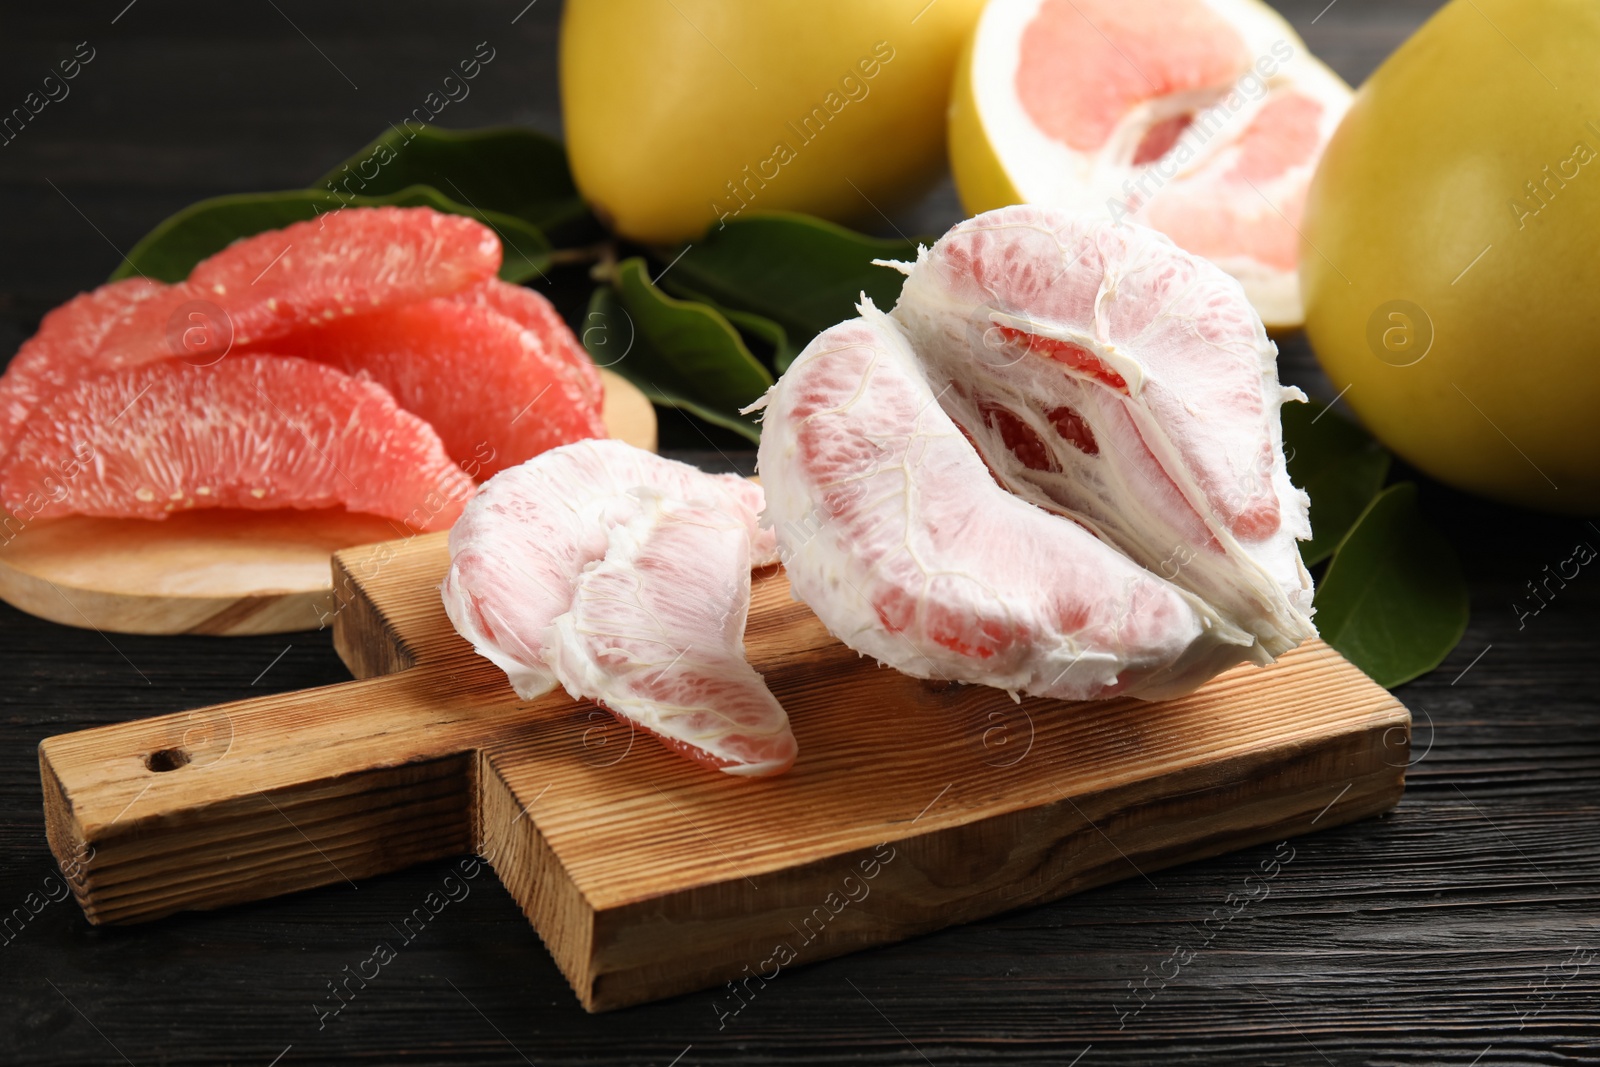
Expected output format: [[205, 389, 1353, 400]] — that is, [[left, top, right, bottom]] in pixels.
[[756, 206, 1314, 702], [547, 490, 798, 776], [442, 441, 792, 776]]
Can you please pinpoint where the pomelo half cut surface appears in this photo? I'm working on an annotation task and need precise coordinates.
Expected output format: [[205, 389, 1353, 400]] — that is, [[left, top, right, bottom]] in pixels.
[[950, 0, 1351, 328], [1, 355, 474, 531], [267, 296, 606, 480]]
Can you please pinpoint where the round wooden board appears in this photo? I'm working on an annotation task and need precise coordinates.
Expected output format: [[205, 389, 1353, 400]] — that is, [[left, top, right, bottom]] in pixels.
[[0, 369, 658, 636]]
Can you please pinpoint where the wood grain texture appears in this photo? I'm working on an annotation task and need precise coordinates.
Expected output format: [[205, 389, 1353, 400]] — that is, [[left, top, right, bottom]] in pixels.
[[0, 369, 655, 636], [8, 1, 1600, 1063], [39, 529, 1408, 1010]]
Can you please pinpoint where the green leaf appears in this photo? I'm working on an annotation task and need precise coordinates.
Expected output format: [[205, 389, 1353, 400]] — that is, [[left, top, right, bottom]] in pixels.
[[584, 259, 774, 443], [661, 211, 922, 345], [111, 186, 552, 285], [663, 285, 802, 373], [316, 125, 591, 238], [1313, 483, 1469, 688], [1282, 399, 1393, 565]]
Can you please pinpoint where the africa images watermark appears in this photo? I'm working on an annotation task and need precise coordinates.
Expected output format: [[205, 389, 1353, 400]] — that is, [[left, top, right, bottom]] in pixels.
[[1512, 537, 1594, 631], [710, 41, 897, 228], [317, 41, 498, 215], [711, 841, 898, 1029], [1, 843, 96, 949], [0, 441, 97, 549], [311, 839, 503, 1029], [1113, 839, 1297, 1029], [1, 41, 96, 148], [1508, 119, 1600, 230]]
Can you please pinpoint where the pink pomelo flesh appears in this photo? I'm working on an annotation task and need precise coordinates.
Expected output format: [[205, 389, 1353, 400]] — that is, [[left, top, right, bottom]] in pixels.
[[2, 354, 473, 530], [265, 297, 605, 480]]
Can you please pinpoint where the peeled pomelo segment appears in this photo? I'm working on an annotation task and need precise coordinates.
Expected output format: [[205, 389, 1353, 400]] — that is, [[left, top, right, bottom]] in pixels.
[[0, 278, 170, 460], [189, 206, 502, 342], [756, 305, 1257, 702], [546, 491, 797, 777], [0, 208, 506, 469], [93, 207, 502, 365], [3, 278, 167, 379], [442, 440, 775, 701], [265, 298, 605, 480], [958, 0, 1352, 327], [890, 206, 1313, 654], [450, 280, 604, 410], [1, 355, 473, 531]]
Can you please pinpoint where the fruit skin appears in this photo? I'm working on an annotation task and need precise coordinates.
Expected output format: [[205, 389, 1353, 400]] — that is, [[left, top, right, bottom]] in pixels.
[[1301, 0, 1600, 514], [947, 27, 1021, 220], [560, 0, 984, 243]]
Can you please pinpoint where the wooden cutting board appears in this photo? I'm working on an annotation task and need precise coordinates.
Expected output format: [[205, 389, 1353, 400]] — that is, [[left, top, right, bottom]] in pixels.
[[0, 368, 656, 636], [38, 531, 1411, 1012]]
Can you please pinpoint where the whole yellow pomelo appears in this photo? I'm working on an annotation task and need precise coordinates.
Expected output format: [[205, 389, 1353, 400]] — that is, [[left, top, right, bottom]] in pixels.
[[1301, 0, 1600, 514], [560, 0, 984, 244]]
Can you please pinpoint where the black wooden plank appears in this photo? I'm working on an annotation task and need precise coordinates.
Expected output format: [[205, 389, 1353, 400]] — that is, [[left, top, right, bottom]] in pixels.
[[4, 1, 1598, 1064]]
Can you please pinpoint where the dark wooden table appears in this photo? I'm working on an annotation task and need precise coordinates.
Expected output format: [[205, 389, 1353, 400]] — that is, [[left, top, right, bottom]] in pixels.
[[3, 2, 1596, 1064]]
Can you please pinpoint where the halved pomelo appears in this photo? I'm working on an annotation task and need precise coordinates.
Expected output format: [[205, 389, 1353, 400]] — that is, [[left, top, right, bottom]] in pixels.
[[949, 0, 1351, 328], [266, 296, 606, 479], [1, 355, 473, 531]]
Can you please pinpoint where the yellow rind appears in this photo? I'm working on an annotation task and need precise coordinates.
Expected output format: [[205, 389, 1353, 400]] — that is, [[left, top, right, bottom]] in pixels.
[[561, 0, 985, 244]]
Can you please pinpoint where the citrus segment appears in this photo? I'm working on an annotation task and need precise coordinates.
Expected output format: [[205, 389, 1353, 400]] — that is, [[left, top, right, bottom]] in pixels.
[[450, 280, 603, 410], [0, 278, 169, 460], [0, 208, 504, 468], [1, 355, 473, 530], [546, 491, 797, 777], [266, 298, 606, 480], [442, 440, 774, 701], [101, 207, 501, 358]]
